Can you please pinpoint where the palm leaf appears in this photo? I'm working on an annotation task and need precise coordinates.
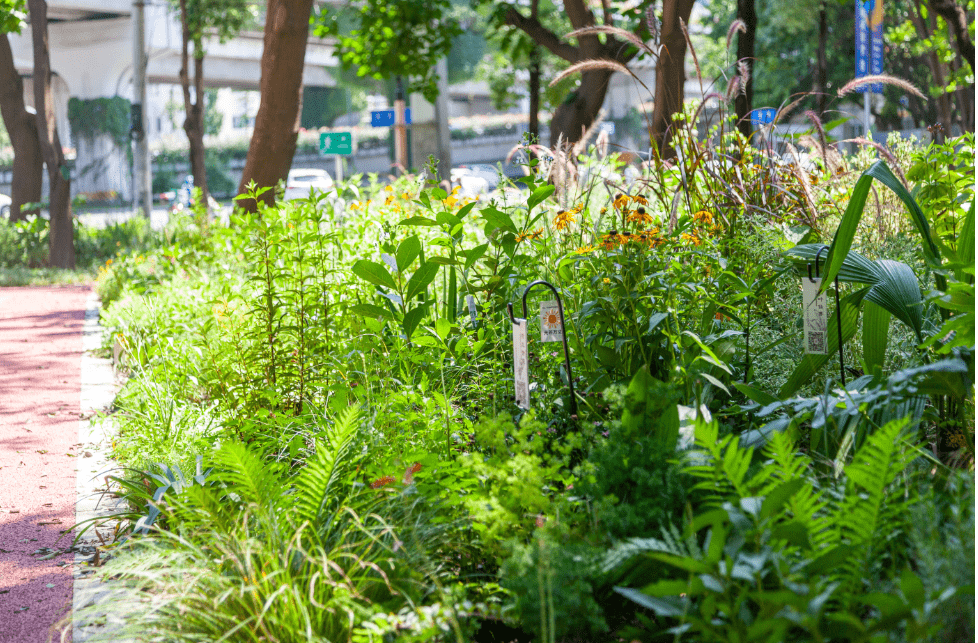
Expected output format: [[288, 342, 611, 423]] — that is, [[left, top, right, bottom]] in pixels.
[[820, 161, 941, 294]]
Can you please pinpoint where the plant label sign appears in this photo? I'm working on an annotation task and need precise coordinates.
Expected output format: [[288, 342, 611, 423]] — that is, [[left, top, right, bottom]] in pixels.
[[513, 318, 530, 408], [802, 278, 828, 355], [467, 295, 478, 328], [540, 300, 562, 342]]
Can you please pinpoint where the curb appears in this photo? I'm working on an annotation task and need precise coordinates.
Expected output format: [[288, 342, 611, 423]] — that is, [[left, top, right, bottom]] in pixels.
[[71, 293, 130, 643]]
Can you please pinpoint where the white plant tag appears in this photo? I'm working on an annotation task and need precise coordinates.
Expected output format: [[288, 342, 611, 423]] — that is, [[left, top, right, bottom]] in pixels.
[[466, 295, 478, 328], [513, 318, 530, 408], [802, 278, 828, 355], [540, 300, 562, 343]]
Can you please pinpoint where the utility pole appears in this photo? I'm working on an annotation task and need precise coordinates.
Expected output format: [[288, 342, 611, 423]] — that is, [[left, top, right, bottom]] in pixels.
[[393, 76, 408, 172], [434, 58, 451, 182], [132, 0, 152, 219]]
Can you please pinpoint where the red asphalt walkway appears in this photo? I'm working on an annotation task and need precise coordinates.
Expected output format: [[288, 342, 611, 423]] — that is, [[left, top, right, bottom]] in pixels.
[[0, 285, 92, 643]]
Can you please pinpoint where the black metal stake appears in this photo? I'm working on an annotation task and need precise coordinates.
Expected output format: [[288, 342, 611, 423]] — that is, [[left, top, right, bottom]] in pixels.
[[507, 279, 577, 416], [808, 246, 845, 385]]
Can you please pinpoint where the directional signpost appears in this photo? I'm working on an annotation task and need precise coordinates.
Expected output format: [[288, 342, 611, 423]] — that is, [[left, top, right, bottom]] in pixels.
[[750, 108, 777, 127], [320, 131, 353, 182], [370, 109, 412, 127], [856, 0, 884, 135]]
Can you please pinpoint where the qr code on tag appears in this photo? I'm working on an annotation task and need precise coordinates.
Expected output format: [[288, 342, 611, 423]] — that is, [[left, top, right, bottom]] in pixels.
[[808, 331, 826, 354]]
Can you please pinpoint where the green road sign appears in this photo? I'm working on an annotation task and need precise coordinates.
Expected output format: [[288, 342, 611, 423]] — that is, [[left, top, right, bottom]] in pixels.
[[320, 131, 353, 155]]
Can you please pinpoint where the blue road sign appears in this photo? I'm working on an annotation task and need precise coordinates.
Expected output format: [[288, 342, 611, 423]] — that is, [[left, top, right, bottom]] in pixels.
[[370, 109, 412, 127], [855, 0, 883, 93], [750, 108, 777, 126]]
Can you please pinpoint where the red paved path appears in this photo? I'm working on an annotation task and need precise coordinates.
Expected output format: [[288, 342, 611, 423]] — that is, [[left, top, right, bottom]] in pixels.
[[0, 286, 91, 643]]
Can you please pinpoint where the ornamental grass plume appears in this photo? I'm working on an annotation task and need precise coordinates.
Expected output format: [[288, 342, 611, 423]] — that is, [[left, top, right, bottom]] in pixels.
[[837, 74, 925, 99], [549, 59, 633, 87], [567, 25, 656, 57], [726, 19, 746, 50]]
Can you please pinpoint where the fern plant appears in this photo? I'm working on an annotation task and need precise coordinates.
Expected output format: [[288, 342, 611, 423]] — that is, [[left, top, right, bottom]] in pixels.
[[608, 417, 957, 641]]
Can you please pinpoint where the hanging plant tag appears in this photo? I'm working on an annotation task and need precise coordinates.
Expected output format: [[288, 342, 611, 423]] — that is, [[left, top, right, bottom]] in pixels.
[[540, 300, 562, 343], [466, 295, 478, 328], [802, 278, 828, 355], [513, 318, 530, 408]]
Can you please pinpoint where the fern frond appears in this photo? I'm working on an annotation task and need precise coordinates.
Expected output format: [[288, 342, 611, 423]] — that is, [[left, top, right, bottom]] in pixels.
[[294, 404, 363, 528], [835, 417, 914, 589], [211, 441, 286, 510]]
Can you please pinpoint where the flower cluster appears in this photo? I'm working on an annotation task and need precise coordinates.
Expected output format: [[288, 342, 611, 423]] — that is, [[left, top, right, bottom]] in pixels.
[[553, 203, 584, 232]]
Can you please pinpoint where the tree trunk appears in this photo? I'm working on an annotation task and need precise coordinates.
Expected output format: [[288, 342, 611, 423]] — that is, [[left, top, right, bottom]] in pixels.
[[528, 0, 540, 141], [0, 34, 42, 221], [237, 0, 315, 211], [549, 69, 613, 147], [815, 1, 828, 118], [734, 0, 756, 139], [650, 0, 695, 159], [930, 0, 975, 72], [909, 3, 955, 137], [179, 0, 209, 209], [27, 0, 74, 268]]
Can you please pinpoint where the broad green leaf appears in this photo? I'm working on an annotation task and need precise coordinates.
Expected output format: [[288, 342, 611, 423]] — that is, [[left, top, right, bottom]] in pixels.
[[434, 317, 451, 341], [402, 306, 427, 339], [395, 236, 421, 273], [348, 303, 395, 321], [732, 382, 779, 406], [861, 301, 891, 374], [398, 216, 439, 226], [613, 587, 687, 616], [406, 261, 440, 301], [778, 287, 870, 397], [462, 243, 488, 271], [479, 205, 518, 233], [527, 184, 555, 211], [351, 260, 397, 291]]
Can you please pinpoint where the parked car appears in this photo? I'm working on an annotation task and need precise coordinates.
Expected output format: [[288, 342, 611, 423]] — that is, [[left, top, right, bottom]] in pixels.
[[0, 192, 11, 218], [285, 168, 335, 201]]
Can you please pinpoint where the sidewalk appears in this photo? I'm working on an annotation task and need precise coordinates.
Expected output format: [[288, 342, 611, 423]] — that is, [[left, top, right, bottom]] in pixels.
[[0, 285, 91, 643]]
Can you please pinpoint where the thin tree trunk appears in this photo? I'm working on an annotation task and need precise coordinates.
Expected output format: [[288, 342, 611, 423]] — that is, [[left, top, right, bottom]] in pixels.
[[27, 0, 74, 268], [237, 0, 315, 211], [930, 0, 975, 72], [0, 34, 42, 221], [179, 0, 208, 209], [909, 3, 954, 137], [528, 0, 540, 141], [650, 0, 695, 159], [734, 0, 756, 139], [815, 1, 828, 117]]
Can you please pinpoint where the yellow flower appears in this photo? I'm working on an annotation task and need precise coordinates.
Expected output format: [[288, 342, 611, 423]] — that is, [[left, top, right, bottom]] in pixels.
[[612, 194, 630, 210], [384, 185, 394, 192], [401, 192, 413, 200], [632, 195, 649, 206], [680, 232, 702, 246], [553, 210, 575, 231], [384, 195, 394, 206], [529, 227, 543, 240], [516, 228, 543, 243], [692, 210, 714, 225], [627, 209, 655, 226], [602, 278, 610, 284], [573, 245, 594, 255]]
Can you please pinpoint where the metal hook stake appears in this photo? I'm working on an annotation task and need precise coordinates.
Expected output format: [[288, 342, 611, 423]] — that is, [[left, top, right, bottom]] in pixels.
[[509, 280, 578, 416]]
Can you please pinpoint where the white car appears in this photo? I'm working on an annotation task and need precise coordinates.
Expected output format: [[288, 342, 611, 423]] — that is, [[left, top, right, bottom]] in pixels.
[[285, 168, 335, 201], [0, 192, 11, 218]]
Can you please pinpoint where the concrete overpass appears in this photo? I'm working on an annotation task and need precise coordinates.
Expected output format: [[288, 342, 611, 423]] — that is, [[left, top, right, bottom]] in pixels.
[[6, 0, 337, 199]]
